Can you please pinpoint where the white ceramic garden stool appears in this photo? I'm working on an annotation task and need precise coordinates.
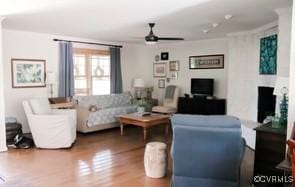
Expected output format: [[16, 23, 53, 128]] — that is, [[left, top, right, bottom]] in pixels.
[[144, 142, 167, 178]]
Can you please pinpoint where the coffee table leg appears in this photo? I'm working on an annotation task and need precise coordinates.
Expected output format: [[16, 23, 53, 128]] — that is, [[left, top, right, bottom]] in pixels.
[[143, 128, 147, 141], [120, 123, 124, 136]]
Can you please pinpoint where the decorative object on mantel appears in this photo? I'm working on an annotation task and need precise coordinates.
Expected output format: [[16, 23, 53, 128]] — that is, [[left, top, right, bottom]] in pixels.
[[273, 76, 289, 128], [259, 34, 277, 75], [189, 54, 224, 69], [133, 78, 145, 99], [158, 79, 165, 88], [153, 63, 166, 77], [154, 55, 160, 62], [161, 52, 169, 61], [169, 61, 180, 71], [11, 59, 46, 88], [46, 72, 56, 98], [271, 114, 280, 129]]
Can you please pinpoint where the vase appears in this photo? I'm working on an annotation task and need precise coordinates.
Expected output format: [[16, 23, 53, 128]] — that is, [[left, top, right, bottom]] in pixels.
[[137, 107, 145, 113]]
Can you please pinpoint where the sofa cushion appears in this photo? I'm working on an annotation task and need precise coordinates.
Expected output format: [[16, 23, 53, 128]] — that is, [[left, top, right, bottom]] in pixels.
[[29, 98, 52, 115], [172, 114, 241, 129], [74, 92, 132, 108], [87, 105, 137, 127]]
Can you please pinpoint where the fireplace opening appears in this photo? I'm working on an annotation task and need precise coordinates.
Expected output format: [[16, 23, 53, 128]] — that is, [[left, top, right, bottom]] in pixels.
[[257, 86, 276, 123]]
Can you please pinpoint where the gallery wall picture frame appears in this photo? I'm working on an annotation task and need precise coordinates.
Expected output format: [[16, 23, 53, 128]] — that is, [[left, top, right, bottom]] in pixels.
[[170, 71, 178, 80], [189, 54, 224, 69], [158, 79, 165, 88], [11, 58, 46, 88], [169, 61, 180, 71], [161, 52, 169, 61], [153, 63, 166, 77]]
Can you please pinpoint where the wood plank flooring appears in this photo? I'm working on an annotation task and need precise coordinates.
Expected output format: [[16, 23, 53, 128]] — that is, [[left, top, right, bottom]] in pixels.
[[0, 126, 171, 187], [0, 125, 254, 187]]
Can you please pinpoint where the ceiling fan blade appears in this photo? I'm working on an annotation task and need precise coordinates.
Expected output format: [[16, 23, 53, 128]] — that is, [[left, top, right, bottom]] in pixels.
[[158, 37, 184, 41]]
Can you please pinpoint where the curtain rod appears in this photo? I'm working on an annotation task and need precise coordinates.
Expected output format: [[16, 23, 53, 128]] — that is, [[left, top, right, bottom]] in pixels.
[[53, 38, 123, 48]]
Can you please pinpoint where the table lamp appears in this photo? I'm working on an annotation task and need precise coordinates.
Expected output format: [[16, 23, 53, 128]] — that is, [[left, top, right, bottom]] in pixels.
[[46, 72, 56, 98], [133, 78, 145, 99]]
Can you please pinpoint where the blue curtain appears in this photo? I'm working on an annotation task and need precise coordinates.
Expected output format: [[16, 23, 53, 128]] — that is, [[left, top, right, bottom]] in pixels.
[[110, 47, 123, 93], [58, 42, 74, 97]]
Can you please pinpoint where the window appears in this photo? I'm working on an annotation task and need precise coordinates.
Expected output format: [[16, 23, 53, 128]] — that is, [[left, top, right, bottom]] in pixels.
[[73, 48, 110, 96]]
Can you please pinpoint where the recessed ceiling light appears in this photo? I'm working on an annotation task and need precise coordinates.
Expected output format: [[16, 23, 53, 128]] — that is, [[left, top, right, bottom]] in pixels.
[[212, 23, 219, 28], [225, 14, 233, 20], [203, 29, 210, 34]]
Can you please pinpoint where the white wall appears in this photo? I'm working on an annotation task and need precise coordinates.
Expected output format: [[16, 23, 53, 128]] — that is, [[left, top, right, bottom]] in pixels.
[[276, 8, 292, 77], [2, 29, 141, 133], [121, 44, 153, 92], [147, 38, 228, 102], [0, 18, 7, 152], [227, 32, 276, 121], [227, 8, 292, 121], [288, 4, 295, 139]]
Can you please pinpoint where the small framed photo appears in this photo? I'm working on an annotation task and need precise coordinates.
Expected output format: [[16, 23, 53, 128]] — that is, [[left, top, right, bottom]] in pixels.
[[11, 59, 46, 88], [161, 52, 169, 61], [170, 71, 178, 80], [169, 61, 180, 71], [153, 63, 166, 77], [158, 79, 165, 88]]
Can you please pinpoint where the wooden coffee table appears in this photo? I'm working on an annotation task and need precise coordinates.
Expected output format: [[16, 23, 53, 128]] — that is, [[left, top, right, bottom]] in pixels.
[[119, 113, 170, 140]]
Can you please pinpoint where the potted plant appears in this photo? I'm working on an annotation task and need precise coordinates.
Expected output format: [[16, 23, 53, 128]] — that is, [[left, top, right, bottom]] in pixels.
[[135, 99, 147, 113]]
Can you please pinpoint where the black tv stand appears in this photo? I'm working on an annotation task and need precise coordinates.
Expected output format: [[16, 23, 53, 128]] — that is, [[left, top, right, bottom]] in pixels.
[[177, 97, 226, 115], [192, 95, 207, 100]]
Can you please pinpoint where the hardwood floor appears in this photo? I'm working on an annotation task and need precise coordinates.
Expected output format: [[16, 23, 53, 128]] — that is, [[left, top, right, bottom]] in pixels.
[[0, 125, 254, 187], [0, 126, 171, 187]]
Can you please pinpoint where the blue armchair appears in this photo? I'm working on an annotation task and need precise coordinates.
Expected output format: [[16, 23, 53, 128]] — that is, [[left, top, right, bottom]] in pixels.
[[171, 114, 245, 187]]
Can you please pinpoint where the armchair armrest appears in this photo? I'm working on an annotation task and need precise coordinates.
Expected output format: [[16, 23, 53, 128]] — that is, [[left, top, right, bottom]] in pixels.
[[75, 105, 91, 125], [52, 109, 77, 125]]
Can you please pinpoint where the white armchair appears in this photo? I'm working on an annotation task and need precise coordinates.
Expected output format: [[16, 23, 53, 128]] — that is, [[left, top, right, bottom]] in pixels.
[[22, 99, 76, 149], [152, 85, 180, 114]]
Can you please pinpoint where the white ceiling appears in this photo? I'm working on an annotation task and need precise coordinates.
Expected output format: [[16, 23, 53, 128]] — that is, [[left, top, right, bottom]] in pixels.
[[0, 0, 292, 44]]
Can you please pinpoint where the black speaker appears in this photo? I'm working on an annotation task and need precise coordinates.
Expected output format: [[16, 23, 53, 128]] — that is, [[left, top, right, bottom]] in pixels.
[[257, 86, 276, 123]]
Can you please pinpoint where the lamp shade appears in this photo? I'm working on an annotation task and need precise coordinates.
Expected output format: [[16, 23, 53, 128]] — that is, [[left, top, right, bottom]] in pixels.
[[46, 72, 56, 84], [273, 77, 289, 96], [133, 78, 145, 88]]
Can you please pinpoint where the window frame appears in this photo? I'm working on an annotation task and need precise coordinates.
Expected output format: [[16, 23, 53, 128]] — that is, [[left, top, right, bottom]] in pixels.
[[73, 48, 110, 96]]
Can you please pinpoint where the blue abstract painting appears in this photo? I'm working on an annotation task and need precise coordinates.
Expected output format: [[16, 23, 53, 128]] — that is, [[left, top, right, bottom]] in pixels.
[[259, 35, 277, 75]]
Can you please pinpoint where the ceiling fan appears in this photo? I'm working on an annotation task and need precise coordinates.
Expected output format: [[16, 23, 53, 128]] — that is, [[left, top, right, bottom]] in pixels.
[[144, 23, 184, 44]]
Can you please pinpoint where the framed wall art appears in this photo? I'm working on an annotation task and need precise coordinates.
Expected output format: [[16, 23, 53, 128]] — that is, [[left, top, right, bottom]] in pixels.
[[161, 52, 169, 61], [158, 79, 165, 88], [259, 34, 277, 75], [153, 63, 166, 77], [169, 61, 180, 71], [189, 54, 224, 69], [170, 71, 178, 80], [11, 58, 46, 88]]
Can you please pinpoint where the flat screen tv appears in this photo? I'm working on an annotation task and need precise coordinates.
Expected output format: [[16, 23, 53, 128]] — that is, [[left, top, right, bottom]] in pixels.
[[191, 78, 214, 96]]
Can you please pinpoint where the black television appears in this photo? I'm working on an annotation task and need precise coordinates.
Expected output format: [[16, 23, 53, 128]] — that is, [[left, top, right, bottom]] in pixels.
[[191, 78, 214, 96]]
